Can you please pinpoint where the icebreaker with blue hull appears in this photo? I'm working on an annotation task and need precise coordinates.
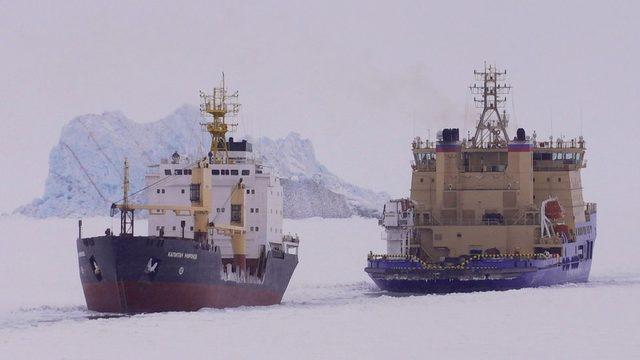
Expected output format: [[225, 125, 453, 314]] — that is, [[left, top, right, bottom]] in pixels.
[[365, 64, 597, 294]]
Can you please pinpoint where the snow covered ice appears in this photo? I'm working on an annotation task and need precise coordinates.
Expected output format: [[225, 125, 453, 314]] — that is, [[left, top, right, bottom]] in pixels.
[[0, 215, 638, 359]]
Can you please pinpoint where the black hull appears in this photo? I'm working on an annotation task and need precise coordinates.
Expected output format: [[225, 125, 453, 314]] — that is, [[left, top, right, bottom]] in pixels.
[[77, 235, 298, 313]]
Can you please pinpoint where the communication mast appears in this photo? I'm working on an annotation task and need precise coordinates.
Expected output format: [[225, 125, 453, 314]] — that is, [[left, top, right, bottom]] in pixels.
[[469, 63, 511, 148], [199, 74, 240, 164]]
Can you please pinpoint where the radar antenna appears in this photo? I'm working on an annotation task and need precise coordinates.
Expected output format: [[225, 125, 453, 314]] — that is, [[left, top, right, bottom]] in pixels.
[[469, 63, 511, 148], [199, 73, 240, 164]]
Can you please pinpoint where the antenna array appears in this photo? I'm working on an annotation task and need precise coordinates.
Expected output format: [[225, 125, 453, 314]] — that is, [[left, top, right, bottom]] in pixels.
[[469, 63, 511, 147]]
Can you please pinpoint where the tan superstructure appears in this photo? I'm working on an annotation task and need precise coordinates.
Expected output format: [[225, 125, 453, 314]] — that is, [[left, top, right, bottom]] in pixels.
[[405, 65, 595, 262]]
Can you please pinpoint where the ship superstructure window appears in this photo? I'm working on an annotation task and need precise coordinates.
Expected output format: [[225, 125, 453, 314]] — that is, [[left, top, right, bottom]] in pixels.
[[241, 170, 250, 175], [212, 169, 220, 175], [181, 189, 185, 194], [174, 169, 183, 175], [251, 189, 255, 194], [190, 184, 200, 202], [184, 169, 192, 175], [231, 205, 241, 222], [157, 189, 160, 194], [231, 170, 239, 175], [223, 169, 230, 175], [164, 169, 171, 175], [161, 189, 165, 194]]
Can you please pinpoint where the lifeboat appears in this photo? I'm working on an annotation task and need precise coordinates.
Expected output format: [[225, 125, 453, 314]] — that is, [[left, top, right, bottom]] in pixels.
[[545, 199, 565, 220]]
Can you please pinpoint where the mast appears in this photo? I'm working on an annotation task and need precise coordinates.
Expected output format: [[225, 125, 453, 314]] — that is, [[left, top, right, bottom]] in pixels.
[[199, 73, 240, 164], [119, 158, 134, 235], [469, 63, 511, 148]]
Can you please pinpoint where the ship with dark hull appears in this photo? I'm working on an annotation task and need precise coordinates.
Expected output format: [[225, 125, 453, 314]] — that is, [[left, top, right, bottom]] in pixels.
[[365, 64, 597, 293], [78, 235, 297, 313], [77, 77, 299, 313]]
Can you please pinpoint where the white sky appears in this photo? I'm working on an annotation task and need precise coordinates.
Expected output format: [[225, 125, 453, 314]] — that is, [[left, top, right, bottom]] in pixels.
[[1, 1, 639, 214]]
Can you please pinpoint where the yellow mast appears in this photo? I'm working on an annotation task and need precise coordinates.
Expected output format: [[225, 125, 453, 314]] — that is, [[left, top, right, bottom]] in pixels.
[[113, 75, 247, 272], [199, 73, 240, 164]]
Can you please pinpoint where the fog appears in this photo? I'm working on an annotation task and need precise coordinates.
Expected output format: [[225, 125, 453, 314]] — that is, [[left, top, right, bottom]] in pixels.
[[1, 0, 639, 248]]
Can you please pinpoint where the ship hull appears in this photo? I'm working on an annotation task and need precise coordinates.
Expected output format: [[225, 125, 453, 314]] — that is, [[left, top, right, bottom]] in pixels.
[[77, 235, 297, 313], [366, 258, 592, 294]]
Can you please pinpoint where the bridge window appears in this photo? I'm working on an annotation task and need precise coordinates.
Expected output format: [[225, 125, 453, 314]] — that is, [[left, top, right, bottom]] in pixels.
[[231, 170, 239, 175], [174, 169, 183, 175], [164, 169, 171, 175], [212, 169, 220, 175], [242, 170, 250, 175]]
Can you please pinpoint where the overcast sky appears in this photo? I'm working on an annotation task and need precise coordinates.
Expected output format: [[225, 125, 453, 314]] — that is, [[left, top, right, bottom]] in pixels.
[[1, 0, 639, 215]]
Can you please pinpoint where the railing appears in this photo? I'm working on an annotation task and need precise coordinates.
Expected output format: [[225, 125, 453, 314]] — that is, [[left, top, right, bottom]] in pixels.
[[534, 138, 585, 150], [367, 252, 559, 270], [414, 216, 540, 227]]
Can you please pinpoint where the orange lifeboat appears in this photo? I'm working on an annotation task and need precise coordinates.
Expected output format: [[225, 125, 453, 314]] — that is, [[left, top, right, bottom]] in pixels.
[[545, 199, 565, 220]]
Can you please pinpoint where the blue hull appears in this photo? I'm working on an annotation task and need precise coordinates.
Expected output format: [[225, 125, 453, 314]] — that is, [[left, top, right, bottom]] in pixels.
[[366, 212, 597, 294], [365, 257, 592, 294]]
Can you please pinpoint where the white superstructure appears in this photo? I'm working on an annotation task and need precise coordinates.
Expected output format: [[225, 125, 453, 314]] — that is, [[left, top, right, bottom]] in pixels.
[[380, 199, 415, 256], [145, 139, 284, 259]]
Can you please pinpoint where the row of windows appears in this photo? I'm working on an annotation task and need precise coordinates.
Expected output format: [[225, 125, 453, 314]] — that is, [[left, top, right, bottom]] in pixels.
[[533, 177, 564, 183], [164, 169, 193, 176], [576, 225, 593, 236], [533, 152, 582, 161], [212, 169, 251, 176], [163, 169, 251, 176], [157, 224, 280, 234]]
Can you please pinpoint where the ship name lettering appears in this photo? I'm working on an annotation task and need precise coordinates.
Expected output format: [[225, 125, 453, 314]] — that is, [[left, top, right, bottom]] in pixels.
[[184, 253, 198, 260], [167, 251, 184, 258]]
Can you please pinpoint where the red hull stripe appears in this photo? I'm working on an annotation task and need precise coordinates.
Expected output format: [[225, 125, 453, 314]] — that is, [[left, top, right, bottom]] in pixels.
[[83, 281, 283, 313]]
